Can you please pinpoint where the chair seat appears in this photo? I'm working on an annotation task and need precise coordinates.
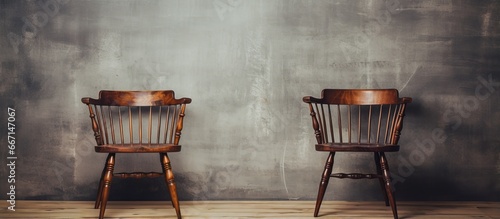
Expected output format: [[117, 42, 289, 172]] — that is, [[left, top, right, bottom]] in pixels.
[[95, 144, 181, 153], [315, 143, 399, 152]]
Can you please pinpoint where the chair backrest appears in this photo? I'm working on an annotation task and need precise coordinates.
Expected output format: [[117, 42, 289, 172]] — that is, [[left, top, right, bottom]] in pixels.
[[303, 89, 412, 145], [82, 90, 192, 146]]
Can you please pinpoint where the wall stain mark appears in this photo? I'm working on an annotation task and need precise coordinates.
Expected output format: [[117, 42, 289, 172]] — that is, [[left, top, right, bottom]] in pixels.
[[329, 61, 397, 70]]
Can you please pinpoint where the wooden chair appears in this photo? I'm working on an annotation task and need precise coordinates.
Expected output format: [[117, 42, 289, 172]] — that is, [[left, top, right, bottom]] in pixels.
[[81, 90, 192, 219], [303, 89, 412, 219]]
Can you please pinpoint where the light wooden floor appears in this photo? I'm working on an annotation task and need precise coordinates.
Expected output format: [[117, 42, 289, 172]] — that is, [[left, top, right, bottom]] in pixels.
[[1, 200, 499, 218]]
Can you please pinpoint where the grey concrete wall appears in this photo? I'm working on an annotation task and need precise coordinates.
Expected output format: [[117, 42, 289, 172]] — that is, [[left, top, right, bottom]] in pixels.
[[1, 0, 499, 202]]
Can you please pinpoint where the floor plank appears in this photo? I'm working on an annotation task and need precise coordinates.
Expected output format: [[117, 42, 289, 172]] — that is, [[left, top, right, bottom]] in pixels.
[[0, 201, 499, 218]]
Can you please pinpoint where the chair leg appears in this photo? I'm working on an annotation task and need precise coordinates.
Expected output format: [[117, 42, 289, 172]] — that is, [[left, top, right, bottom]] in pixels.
[[160, 153, 182, 219], [374, 152, 389, 206], [379, 152, 398, 219], [98, 153, 115, 219], [94, 159, 107, 209], [314, 152, 335, 217]]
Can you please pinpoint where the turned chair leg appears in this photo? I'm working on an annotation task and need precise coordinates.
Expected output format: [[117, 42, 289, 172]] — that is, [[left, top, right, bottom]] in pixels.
[[98, 153, 115, 219], [374, 152, 390, 206], [379, 152, 398, 219], [314, 152, 335, 217], [160, 153, 182, 219], [94, 161, 107, 209]]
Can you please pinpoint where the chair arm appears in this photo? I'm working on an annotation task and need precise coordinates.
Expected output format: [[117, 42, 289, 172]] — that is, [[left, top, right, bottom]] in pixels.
[[179, 97, 192, 104], [81, 97, 100, 104], [401, 97, 412, 104], [303, 96, 322, 103]]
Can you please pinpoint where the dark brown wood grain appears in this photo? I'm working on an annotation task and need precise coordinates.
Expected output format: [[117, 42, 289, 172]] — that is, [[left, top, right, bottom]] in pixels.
[[82, 90, 190, 219], [93, 144, 181, 153], [303, 89, 410, 105], [303, 89, 412, 219], [82, 90, 192, 106]]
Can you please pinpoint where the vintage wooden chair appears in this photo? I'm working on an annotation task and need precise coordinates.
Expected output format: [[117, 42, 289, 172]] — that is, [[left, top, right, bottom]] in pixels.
[[81, 90, 192, 219], [303, 89, 412, 219]]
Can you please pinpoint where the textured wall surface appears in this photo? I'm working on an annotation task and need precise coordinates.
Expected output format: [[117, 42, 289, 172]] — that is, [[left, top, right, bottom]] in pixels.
[[1, 0, 499, 202]]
